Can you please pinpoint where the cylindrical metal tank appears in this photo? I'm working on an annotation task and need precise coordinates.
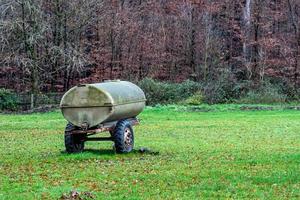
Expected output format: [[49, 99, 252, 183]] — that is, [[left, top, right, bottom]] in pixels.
[[60, 80, 146, 128]]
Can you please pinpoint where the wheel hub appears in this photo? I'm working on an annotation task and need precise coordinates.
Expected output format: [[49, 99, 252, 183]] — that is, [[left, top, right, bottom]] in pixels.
[[124, 128, 132, 147]]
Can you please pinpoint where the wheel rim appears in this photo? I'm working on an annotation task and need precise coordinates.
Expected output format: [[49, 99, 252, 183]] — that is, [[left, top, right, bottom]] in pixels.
[[73, 136, 84, 151], [74, 143, 82, 150], [124, 128, 133, 148]]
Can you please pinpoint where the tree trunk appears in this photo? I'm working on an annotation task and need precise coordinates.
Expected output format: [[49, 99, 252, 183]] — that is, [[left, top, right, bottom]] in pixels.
[[190, 6, 196, 79], [287, 0, 299, 86], [243, 0, 252, 80], [203, 11, 212, 81]]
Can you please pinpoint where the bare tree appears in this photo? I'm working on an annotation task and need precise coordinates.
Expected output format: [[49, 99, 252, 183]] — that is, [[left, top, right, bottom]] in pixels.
[[288, 0, 300, 86], [1, 0, 46, 96]]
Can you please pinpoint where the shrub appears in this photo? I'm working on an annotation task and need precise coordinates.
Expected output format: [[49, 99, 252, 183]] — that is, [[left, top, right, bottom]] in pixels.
[[138, 78, 202, 105], [237, 81, 287, 104], [0, 88, 19, 111], [294, 89, 300, 101], [138, 77, 291, 105], [274, 78, 300, 101], [184, 92, 204, 105], [202, 72, 237, 104], [36, 94, 54, 105], [138, 78, 168, 105], [176, 80, 203, 97]]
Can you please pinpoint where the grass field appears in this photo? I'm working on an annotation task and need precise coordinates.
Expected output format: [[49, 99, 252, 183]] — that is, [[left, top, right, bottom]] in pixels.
[[0, 105, 300, 199]]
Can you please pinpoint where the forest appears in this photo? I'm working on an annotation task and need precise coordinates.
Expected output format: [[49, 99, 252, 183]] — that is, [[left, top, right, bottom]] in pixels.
[[0, 0, 300, 104]]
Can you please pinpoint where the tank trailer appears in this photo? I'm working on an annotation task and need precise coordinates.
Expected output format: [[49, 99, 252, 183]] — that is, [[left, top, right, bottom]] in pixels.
[[60, 80, 146, 153]]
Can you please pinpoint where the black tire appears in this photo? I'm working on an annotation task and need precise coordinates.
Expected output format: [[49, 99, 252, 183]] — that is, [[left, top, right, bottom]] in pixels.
[[113, 120, 134, 153], [64, 123, 86, 153]]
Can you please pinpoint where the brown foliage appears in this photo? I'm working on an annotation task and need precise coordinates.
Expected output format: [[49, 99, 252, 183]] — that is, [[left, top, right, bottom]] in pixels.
[[0, 0, 299, 92]]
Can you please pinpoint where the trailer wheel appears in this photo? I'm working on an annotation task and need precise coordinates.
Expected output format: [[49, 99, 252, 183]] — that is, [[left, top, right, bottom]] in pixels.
[[113, 120, 134, 153], [64, 123, 86, 153]]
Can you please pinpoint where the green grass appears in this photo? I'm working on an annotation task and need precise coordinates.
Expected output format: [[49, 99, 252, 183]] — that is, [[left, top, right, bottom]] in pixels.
[[0, 105, 300, 199]]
